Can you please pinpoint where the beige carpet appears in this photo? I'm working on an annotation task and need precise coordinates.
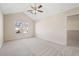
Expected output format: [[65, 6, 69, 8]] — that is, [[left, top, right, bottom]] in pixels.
[[0, 38, 79, 56]]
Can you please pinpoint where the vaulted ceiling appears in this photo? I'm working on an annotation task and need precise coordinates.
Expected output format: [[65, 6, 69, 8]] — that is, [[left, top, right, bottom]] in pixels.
[[0, 3, 79, 21]]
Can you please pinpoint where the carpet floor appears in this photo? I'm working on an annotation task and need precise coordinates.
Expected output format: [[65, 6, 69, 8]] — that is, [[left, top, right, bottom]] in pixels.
[[0, 38, 79, 56]]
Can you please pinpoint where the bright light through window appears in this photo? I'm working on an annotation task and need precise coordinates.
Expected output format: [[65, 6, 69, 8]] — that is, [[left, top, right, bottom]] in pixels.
[[15, 20, 29, 34]]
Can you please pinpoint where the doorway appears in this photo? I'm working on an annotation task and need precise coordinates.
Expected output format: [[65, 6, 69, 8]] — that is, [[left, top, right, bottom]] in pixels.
[[67, 14, 79, 47]]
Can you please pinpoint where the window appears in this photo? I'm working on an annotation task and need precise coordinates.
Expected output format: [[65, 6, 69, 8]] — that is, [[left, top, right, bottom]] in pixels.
[[15, 20, 29, 33]]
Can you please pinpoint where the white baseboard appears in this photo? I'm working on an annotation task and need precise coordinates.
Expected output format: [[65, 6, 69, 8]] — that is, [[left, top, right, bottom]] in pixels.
[[36, 36, 67, 46]]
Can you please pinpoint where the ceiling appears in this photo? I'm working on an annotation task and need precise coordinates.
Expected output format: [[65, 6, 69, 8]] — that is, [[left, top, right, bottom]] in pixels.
[[0, 3, 79, 21]]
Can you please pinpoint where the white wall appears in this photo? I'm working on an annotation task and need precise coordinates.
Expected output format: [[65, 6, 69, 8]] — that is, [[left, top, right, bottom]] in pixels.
[[4, 12, 35, 41], [36, 7, 79, 46], [36, 14, 67, 45], [0, 11, 3, 48]]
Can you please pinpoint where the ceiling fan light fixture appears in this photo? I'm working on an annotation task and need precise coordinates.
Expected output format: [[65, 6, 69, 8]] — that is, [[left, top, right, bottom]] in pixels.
[[27, 4, 44, 15]]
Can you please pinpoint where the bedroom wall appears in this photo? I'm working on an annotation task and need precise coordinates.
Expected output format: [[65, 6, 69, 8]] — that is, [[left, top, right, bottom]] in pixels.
[[36, 14, 67, 45], [4, 12, 35, 41], [36, 7, 79, 46], [0, 11, 3, 48]]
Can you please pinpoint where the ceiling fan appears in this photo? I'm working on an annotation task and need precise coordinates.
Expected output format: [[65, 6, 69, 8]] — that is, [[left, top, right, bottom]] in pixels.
[[27, 4, 44, 15]]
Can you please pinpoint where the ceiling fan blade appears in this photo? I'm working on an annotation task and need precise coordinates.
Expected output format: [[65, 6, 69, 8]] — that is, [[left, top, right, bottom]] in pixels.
[[30, 11, 33, 14], [31, 5, 36, 10], [38, 5, 42, 9], [27, 10, 33, 12], [37, 10, 43, 13]]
